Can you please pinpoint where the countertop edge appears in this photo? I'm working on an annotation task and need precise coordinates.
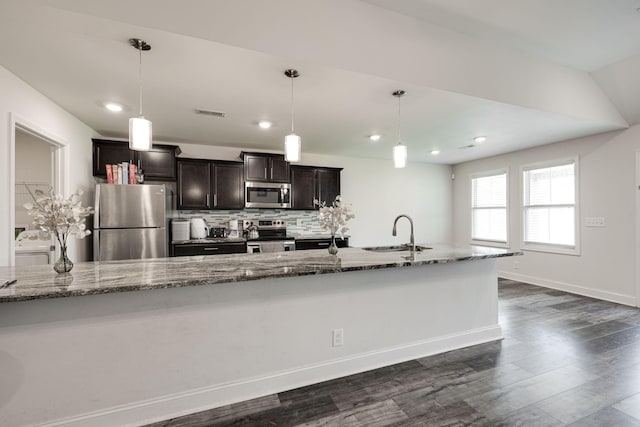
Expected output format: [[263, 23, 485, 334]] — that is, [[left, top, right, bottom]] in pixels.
[[0, 247, 522, 303]]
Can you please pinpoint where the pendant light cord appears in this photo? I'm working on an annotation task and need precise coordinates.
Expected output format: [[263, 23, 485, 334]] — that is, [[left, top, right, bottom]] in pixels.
[[397, 93, 401, 144], [290, 76, 295, 134], [138, 40, 144, 118]]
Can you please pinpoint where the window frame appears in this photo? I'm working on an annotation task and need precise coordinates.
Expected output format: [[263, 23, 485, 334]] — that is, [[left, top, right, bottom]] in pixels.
[[521, 157, 580, 256], [470, 168, 509, 248]]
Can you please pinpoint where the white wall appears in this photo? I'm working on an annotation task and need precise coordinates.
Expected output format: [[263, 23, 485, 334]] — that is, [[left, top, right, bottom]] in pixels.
[[453, 126, 640, 306], [176, 142, 453, 247], [0, 66, 97, 266]]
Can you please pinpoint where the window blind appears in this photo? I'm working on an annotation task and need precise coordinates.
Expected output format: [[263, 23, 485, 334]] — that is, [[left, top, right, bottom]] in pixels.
[[471, 172, 507, 242], [523, 161, 575, 247]]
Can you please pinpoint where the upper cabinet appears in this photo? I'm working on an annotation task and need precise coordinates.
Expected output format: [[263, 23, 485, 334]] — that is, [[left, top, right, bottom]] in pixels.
[[92, 139, 180, 181], [290, 166, 342, 210], [212, 161, 244, 209], [177, 159, 244, 210], [316, 168, 341, 205], [177, 159, 210, 210], [242, 152, 289, 183]]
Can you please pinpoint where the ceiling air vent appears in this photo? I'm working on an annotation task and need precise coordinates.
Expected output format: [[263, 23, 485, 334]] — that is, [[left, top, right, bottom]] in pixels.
[[194, 108, 226, 118], [458, 144, 476, 149]]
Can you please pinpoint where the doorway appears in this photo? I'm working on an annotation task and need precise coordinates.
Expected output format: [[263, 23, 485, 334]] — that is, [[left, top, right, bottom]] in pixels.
[[8, 115, 66, 267], [14, 129, 55, 265]]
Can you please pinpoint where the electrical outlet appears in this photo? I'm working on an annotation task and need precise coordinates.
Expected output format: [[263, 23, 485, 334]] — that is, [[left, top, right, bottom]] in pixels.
[[332, 328, 344, 347], [585, 217, 605, 227], [296, 218, 303, 226]]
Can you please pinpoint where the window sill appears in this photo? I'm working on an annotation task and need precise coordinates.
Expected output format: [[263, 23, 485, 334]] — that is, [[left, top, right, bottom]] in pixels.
[[521, 243, 580, 256], [470, 240, 509, 249]]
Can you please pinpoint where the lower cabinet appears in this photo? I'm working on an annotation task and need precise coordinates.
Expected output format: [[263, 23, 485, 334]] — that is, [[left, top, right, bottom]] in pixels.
[[295, 238, 349, 251], [172, 242, 247, 256]]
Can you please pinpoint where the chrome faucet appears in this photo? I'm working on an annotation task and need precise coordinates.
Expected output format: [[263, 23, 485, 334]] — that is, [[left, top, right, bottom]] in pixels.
[[392, 214, 415, 252]]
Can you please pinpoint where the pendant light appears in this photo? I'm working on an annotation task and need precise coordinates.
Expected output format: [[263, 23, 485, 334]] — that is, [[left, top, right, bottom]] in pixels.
[[129, 38, 152, 151], [392, 90, 407, 168], [284, 69, 301, 162]]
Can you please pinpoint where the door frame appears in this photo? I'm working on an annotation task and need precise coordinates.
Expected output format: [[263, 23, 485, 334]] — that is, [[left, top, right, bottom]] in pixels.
[[8, 112, 69, 266], [636, 151, 640, 307]]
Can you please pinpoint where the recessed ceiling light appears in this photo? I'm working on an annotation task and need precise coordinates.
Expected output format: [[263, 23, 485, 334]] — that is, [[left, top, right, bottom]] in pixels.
[[258, 120, 272, 129], [104, 102, 123, 112], [431, 150, 440, 155], [474, 136, 487, 143], [369, 134, 381, 141]]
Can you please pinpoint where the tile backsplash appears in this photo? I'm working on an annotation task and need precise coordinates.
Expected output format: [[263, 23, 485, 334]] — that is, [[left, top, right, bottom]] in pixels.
[[173, 209, 325, 235]]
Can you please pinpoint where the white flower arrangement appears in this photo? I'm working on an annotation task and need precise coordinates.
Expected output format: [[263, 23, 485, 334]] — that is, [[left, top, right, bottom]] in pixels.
[[313, 195, 355, 239], [23, 187, 94, 252]]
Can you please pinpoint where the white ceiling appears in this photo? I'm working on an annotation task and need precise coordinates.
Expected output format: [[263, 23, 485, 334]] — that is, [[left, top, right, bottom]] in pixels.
[[0, 0, 637, 165], [363, 0, 640, 71]]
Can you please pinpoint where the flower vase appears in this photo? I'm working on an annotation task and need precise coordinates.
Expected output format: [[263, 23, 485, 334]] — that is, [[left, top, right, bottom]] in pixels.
[[54, 246, 73, 274], [328, 235, 339, 255]]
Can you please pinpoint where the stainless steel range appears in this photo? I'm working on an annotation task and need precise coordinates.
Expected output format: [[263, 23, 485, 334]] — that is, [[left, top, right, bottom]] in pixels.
[[243, 219, 295, 253]]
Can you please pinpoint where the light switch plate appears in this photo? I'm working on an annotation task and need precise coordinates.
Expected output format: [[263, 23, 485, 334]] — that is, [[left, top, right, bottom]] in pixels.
[[585, 217, 606, 227]]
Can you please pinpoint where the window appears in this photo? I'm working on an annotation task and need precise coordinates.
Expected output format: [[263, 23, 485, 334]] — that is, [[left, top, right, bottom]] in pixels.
[[523, 159, 577, 252], [471, 170, 507, 244]]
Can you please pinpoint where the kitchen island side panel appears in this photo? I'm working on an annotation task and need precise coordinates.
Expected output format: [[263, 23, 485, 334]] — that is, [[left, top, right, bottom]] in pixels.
[[0, 259, 500, 427]]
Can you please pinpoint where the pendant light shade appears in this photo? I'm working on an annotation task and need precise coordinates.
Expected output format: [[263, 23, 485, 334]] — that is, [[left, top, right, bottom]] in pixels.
[[129, 38, 152, 151], [285, 133, 301, 162], [129, 117, 152, 151], [284, 69, 301, 162], [393, 143, 407, 168], [392, 90, 407, 168]]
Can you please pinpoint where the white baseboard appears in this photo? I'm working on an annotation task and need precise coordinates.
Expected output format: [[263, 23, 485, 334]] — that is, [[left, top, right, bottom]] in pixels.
[[37, 325, 502, 427], [499, 271, 638, 307]]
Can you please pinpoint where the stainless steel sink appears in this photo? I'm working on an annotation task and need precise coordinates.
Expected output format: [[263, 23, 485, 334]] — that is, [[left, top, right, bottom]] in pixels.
[[362, 245, 431, 253]]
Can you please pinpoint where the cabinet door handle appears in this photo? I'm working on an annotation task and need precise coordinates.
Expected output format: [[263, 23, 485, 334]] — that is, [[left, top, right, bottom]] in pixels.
[[264, 167, 268, 179], [213, 193, 217, 207], [204, 247, 219, 251], [317, 242, 330, 247], [206, 194, 210, 207], [180, 194, 183, 205]]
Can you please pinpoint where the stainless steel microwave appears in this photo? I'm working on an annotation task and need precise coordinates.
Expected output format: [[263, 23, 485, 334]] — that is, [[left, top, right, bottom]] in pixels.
[[245, 182, 291, 209]]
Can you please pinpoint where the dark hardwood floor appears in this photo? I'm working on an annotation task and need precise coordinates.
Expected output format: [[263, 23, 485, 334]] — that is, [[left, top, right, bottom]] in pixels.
[[144, 279, 640, 426]]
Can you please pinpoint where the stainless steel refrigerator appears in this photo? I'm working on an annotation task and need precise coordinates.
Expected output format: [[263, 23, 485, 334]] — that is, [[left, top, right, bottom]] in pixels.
[[94, 184, 167, 261]]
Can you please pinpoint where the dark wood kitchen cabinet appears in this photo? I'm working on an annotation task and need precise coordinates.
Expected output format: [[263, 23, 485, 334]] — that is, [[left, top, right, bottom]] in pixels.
[[212, 161, 244, 209], [290, 165, 342, 210], [290, 166, 316, 210], [172, 241, 247, 256], [92, 139, 180, 181], [177, 159, 244, 210], [177, 159, 210, 209], [295, 237, 349, 251], [241, 152, 289, 183]]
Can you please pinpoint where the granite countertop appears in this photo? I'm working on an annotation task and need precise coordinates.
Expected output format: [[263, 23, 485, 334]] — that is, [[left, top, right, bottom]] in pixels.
[[0, 245, 521, 303]]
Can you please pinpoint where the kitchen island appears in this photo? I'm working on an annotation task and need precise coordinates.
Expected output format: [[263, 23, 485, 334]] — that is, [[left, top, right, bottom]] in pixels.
[[0, 245, 519, 427]]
